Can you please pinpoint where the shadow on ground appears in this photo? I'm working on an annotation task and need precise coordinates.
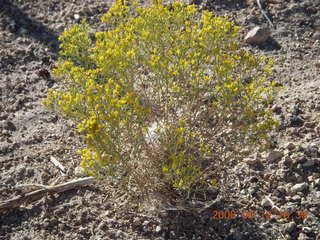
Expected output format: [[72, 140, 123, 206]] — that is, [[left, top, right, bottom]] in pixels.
[[1, 0, 59, 52]]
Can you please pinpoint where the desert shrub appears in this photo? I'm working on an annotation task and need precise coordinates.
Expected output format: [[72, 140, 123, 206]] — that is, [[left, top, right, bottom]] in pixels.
[[42, 0, 279, 199]]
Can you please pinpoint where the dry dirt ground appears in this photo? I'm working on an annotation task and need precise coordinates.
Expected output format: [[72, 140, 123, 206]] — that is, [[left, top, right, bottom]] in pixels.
[[1, 0, 320, 239]]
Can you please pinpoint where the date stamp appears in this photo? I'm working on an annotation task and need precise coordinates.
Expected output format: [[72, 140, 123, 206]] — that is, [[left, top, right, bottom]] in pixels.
[[212, 210, 308, 220]]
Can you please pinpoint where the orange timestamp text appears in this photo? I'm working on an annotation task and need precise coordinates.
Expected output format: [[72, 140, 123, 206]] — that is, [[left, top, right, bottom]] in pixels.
[[212, 210, 308, 220]]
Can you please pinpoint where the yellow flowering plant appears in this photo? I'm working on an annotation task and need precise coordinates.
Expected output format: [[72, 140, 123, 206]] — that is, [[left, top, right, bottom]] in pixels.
[[43, 0, 280, 199]]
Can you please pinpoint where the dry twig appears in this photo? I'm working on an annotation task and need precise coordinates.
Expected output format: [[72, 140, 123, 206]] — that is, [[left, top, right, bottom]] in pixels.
[[0, 177, 95, 213], [49, 156, 67, 174]]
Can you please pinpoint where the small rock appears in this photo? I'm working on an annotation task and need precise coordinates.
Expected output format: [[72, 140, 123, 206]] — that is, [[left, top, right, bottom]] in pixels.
[[143, 220, 150, 226], [291, 195, 301, 202], [272, 105, 282, 114], [155, 225, 161, 232], [307, 175, 314, 182], [74, 13, 81, 20], [302, 227, 312, 233], [285, 143, 296, 150], [303, 159, 315, 167], [288, 115, 304, 127], [312, 32, 320, 40], [267, 151, 283, 162], [298, 233, 309, 240], [292, 182, 308, 193], [261, 196, 274, 207], [284, 222, 296, 233], [277, 185, 286, 193], [244, 26, 271, 44]]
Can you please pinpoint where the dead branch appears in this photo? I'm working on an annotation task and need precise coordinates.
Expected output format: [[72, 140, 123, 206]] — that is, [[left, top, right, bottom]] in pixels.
[[0, 177, 95, 213]]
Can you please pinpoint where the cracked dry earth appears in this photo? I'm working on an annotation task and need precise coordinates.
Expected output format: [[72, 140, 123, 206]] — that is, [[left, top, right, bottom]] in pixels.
[[0, 0, 320, 239]]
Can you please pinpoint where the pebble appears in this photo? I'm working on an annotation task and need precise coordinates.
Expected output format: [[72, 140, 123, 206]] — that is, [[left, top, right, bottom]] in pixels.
[[292, 182, 308, 193], [284, 222, 296, 233], [74, 13, 81, 20], [267, 151, 284, 162], [307, 175, 314, 182], [272, 105, 282, 114], [302, 226, 312, 233], [291, 195, 301, 202], [244, 26, 271, 44], [143, 220, 150, 226], [298, 233, 309, 240], [277, 185, 286, 193], [261, 196, 274, 207], [285, 142, 296, 150], [288, 115, 304, 127], [312, 32, 320, 40], [303, 159, 315, 167]]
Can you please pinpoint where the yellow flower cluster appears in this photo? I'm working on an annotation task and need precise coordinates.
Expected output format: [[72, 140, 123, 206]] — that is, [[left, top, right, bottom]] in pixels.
[[43, 0, 280, 194]]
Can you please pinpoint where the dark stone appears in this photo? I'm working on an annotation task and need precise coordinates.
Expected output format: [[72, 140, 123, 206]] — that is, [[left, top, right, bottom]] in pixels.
[[288, 115, 304, 127], [4, 120, 16, 131]]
